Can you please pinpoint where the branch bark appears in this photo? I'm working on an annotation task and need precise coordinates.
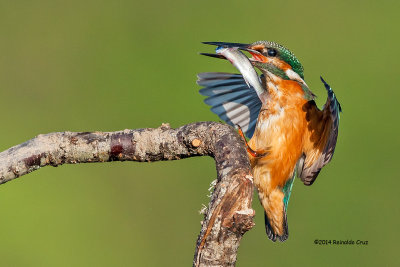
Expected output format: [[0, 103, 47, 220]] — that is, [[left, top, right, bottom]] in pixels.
[[0, 121, 255, 267]]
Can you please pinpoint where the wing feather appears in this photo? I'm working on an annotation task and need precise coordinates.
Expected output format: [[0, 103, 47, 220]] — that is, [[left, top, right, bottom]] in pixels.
[[198, 72, 262, 138], [298, 77, 341, 185]]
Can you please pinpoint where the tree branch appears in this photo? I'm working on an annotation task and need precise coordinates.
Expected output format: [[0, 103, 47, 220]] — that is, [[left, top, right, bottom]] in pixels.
[[0, 121, 255, 267]]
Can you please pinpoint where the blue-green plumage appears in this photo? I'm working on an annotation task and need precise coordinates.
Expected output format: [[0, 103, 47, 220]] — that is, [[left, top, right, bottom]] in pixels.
[[283, 172, 296, 210]]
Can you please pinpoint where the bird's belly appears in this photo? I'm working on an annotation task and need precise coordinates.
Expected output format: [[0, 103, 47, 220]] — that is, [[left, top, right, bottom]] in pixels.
[[249, 107, 305, 191]]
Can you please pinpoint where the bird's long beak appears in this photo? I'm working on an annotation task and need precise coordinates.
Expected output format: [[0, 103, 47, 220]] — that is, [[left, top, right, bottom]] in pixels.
[[199, 53, 226, 59], [201, 41, 264, 61], [202, 41, 251, 50]]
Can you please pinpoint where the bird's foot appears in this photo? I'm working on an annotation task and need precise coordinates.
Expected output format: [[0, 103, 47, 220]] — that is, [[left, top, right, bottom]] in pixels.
[[237, 125, 269, 158]]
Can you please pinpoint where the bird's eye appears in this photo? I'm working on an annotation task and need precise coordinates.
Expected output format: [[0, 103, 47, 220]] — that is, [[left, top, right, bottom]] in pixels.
[[267, 49, 277, 57]]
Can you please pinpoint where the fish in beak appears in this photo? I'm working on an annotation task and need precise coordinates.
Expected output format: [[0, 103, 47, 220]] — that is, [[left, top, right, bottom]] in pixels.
[[201, 42, 266, 101]]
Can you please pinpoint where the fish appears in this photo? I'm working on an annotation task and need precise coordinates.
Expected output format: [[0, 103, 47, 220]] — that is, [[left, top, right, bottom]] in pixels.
[[215, 46, 266, 101]]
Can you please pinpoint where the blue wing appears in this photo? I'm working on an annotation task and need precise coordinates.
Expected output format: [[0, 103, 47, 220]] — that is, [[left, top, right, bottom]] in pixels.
[[197, 72, 262, 139]]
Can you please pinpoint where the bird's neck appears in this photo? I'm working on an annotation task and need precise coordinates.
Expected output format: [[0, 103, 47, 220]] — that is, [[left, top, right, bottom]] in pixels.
[[261, 73, 310, 105], [261, 69, 315, 101]]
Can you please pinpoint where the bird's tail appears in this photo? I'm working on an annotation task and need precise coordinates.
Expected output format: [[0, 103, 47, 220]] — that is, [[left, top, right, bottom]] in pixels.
[[264, 208, 289, 242], [259, 187, 291, 242]]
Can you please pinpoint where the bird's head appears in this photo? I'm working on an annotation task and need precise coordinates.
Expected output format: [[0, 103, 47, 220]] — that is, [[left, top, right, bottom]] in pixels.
[[203, 41, 305, 84]]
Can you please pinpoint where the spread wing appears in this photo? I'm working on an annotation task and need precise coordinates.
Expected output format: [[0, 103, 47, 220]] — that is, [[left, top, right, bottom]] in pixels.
[[297, 77, 342, 185], [197, 72, 262, 139]]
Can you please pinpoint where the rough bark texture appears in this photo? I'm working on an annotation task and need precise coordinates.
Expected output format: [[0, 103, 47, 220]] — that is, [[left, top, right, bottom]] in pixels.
[[0, 121, 255, 267]]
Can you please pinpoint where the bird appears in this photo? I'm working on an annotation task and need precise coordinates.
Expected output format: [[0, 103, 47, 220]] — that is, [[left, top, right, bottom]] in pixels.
[[198, 41, 341, 242]]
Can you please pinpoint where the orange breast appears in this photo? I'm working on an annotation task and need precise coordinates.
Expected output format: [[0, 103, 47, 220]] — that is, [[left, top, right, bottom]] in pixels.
[[249, 79, 308, 192]]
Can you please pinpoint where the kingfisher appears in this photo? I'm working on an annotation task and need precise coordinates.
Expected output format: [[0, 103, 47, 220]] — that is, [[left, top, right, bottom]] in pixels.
[[198, 41, 341, 242]]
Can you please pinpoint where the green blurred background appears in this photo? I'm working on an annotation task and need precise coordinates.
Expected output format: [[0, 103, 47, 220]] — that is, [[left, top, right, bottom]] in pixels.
[[0, 0, 399, 266]]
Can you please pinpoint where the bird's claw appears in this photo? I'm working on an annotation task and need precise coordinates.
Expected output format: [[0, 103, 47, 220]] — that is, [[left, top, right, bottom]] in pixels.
[[237, 125, 269, 158]]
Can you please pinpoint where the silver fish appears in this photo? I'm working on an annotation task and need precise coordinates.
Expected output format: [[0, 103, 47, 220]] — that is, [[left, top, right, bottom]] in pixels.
[[215, 46, 265, 99]]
